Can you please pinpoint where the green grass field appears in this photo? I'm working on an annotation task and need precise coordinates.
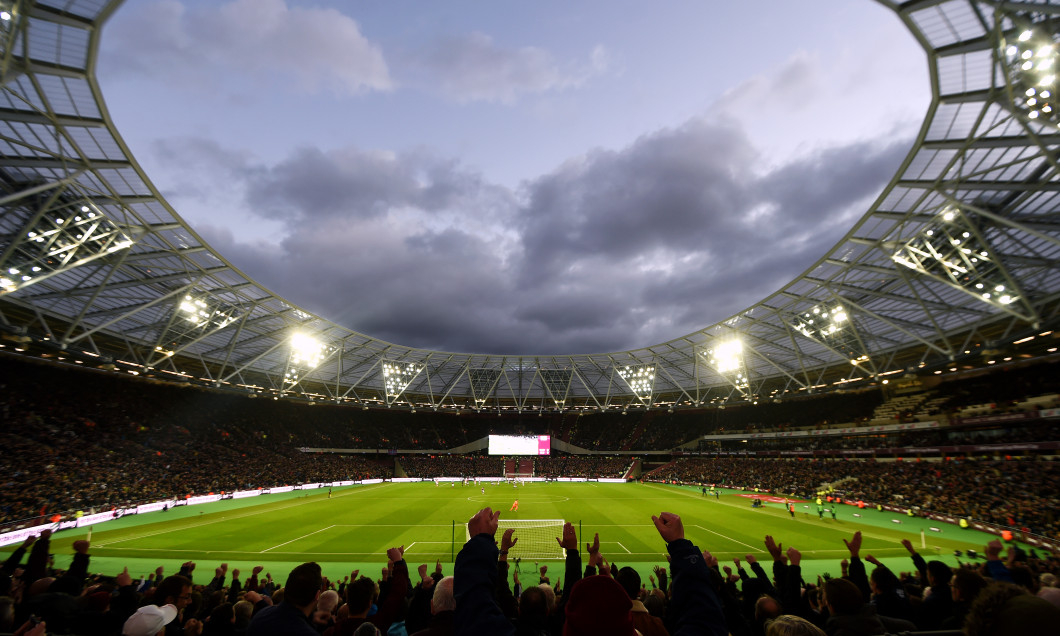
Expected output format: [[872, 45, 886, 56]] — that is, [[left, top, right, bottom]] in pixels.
[[5, 482, 1002, 584]]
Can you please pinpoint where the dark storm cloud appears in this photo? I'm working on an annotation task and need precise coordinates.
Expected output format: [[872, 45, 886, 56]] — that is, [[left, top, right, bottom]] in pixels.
[[180, 118, 911, 354], [243, 146, 489, 221]]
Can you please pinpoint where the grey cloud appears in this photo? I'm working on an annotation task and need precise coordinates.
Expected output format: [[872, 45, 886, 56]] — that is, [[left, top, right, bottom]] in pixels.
[[185, 120, 911, 355], [102, 0, 391, 95]]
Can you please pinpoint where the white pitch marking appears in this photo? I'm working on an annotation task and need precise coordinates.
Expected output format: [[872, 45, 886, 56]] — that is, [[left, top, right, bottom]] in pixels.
[[95, 483, 388, 547], [262, 525, 336, 553], [616, 541, 632, 554]]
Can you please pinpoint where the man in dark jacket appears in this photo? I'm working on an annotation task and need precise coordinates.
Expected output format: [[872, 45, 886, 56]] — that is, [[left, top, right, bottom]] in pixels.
[[246, 562, 322, 636]]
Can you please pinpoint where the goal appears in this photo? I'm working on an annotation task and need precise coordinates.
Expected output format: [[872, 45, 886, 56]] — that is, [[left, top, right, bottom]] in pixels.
[[466, 519, 566, 559]]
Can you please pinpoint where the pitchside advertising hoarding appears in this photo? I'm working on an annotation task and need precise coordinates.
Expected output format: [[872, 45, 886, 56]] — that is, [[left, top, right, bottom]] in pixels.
[[487, 434, 551, 455]]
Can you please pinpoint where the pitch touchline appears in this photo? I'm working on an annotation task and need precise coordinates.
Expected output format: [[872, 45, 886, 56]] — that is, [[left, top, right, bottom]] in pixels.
[[94, 483, 390, 547]]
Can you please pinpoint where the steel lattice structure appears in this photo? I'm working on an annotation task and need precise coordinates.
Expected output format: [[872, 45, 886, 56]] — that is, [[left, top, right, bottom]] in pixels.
[[1, 0, 1060, 414]]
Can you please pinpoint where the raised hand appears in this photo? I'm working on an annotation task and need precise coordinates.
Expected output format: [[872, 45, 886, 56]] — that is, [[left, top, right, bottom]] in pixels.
[[865, 555, 882, 567], [651, 512, 684, 543], [843, 531, 863, 557], [386, 546, 405, 562], [73, 540, 90, 554], [435, 560, 443, 575], [764, 535, 784, 561], [587, 532, 600, 556], [232, 569, 240, 580], [468, 507, 501, 538], [501, 528, 518, 553], [786, 546, 801, 567], [418, 564, 429, 581], [116, 567, 132, 587], [745, 554, 757, 565], [702, 550, 719, 568], [901, 539, 916, 555], [350, 569, 360, 580], [252, 565, 264, 576], [556, 522, 577, 550]]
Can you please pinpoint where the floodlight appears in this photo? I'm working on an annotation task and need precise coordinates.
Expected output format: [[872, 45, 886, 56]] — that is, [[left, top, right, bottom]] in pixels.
[[891, 205, 1027, 316], [617, 364, 655, 400], [382, 361, 423, 397], [0, 196, 133, 295], [1000, 16, 1060, 126], [290, 333, 324, 367]]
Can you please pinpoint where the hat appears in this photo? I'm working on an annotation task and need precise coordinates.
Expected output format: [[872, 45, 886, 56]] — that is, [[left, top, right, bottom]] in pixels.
[[564, 575, 635, 636], [123, 604, 178, 636]]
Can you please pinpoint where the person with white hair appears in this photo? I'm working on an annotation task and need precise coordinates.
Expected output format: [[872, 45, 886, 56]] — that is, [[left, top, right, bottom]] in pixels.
[[409, 576, 454, 636]]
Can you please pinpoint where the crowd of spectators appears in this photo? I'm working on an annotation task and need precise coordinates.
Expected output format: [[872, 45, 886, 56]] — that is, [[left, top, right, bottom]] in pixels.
[[3, 350, 1060, 544], [3, 509, 1060, 635], [397, 456, 503, 478], [650, 457, 1060, 539], [533, 456, 630, 479]]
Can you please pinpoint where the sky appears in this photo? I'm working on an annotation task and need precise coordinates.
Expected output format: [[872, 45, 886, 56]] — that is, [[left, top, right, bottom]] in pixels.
[[96, 0, 929, 355]]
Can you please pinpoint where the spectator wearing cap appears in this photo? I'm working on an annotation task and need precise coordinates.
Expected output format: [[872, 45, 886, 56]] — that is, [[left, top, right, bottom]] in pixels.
[[124, 603, 177, 636]]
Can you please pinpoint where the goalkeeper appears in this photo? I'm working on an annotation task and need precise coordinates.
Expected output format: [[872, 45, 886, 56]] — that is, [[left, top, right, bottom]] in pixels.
[[510, 499, 519, 512]]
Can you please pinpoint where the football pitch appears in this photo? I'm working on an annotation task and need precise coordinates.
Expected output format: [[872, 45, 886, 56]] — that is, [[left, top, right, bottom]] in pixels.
[[10, 482, 1001, 583]]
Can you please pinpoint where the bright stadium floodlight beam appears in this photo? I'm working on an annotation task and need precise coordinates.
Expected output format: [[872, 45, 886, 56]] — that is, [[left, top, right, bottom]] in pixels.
[[289, 332, 326, 369]]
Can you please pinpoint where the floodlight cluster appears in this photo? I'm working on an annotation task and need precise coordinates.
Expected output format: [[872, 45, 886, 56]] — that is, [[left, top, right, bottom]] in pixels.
[[892, 206, 1019, 310], [383, 361, 422, 397], [617, 364, 655, 399], [285, 333, 332, 384], [793, 305, 848, 339], [0, 201, 132, 294], [177, 295, 237, 330], [1002, 18, 1060, 127]]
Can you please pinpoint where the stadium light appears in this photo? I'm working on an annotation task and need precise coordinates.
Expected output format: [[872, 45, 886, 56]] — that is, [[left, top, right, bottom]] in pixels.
[[149, 292, 241, 364], [1000, 15, 1060, 128], [891, 205, 1028, 316], [0, 197, 133, 295], [382, 361, 423, 399], [283, 332, 335, 386], [617, 364, 654, 401], [701, 338, 751, 397]]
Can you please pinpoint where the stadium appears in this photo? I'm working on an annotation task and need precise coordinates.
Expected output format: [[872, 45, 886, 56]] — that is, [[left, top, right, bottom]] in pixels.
[[1, 0, 1060, 634]]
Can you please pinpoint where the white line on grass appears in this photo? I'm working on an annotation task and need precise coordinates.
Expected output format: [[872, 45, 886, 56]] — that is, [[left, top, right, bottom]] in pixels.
[[691, 524, 759, 551], [94, 483, 390, 548], [261, 525, 336, 553], [641, 483, 920, 549], [616, 541, 632, 554], [405, 542, 417, 552]]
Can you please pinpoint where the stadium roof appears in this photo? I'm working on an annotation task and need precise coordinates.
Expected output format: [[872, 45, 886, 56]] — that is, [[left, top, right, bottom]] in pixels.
[[1, 0, 1060, 413]]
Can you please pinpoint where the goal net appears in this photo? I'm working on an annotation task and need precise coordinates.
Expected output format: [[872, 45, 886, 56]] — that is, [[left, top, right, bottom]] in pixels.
[[466, 519, 566, 560]]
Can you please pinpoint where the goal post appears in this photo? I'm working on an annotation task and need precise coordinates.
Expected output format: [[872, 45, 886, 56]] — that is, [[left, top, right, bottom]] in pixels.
[[463, 519, 567, 559]]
